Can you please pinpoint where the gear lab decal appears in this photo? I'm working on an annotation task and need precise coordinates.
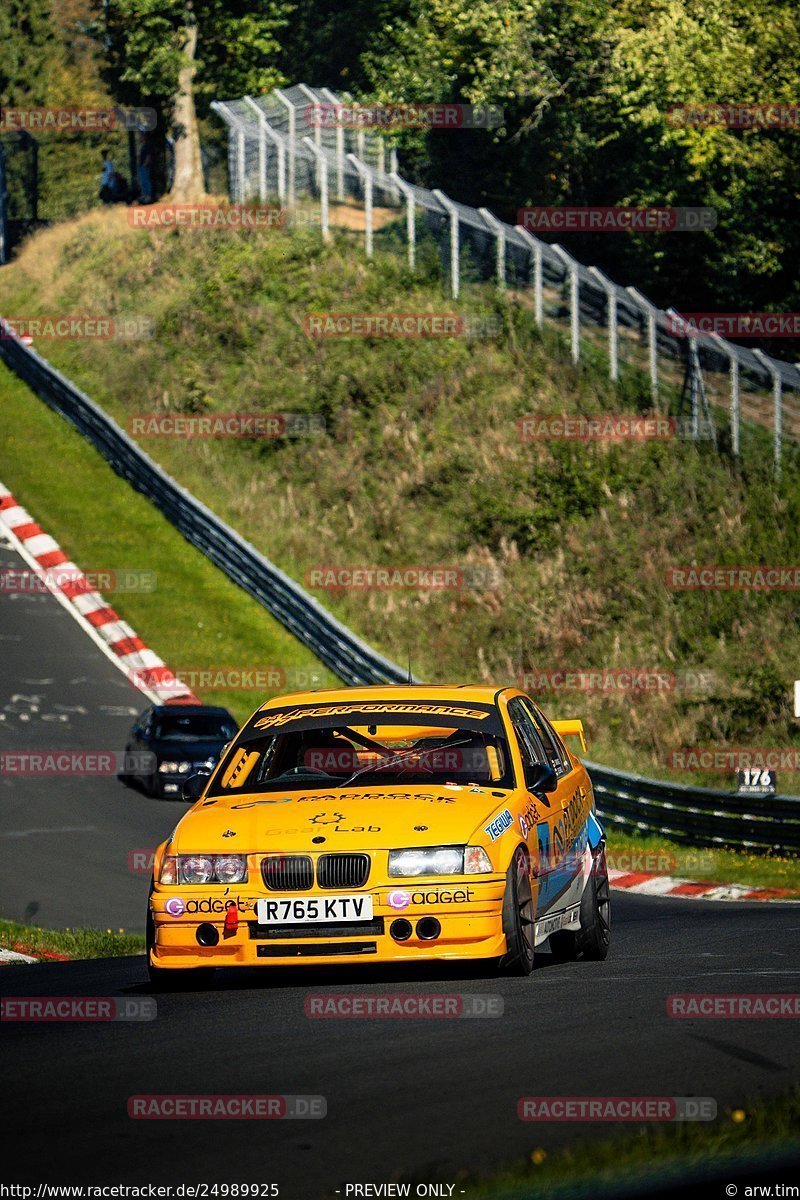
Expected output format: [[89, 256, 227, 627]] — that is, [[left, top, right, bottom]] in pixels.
[[484, 809, 513, 841]]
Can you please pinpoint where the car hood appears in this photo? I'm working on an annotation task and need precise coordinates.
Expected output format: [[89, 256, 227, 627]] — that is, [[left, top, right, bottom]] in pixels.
[[171, 784, 516, 853]]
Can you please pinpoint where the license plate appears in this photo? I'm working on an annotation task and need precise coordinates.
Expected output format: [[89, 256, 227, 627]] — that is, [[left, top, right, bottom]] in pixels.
[[256, 895, 374, 925]]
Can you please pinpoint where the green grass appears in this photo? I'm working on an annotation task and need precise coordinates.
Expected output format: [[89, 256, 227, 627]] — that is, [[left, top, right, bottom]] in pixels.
[[0, 919, 145, 960], [0, 362, 332, 726], [1, 209, 799, 790], [605, 830, 800, 893], [458, 1090, 800, 1200]]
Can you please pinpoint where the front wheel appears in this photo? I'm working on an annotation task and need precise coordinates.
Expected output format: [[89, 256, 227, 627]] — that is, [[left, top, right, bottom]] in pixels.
[[145, 885, 215, 990], [501, 847, 535, 976], [549, 843, 612, 962]]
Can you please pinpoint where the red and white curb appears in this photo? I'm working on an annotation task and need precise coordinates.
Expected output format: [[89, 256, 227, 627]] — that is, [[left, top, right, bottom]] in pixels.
[[609, 869, 799, 903], [0, 480, 199, 705], [0, 948, 38, 964]]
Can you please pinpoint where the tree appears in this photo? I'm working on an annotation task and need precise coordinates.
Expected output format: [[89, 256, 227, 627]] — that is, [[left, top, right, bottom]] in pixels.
[[92, 0, 293, 200], [0, 0, 53, 107]]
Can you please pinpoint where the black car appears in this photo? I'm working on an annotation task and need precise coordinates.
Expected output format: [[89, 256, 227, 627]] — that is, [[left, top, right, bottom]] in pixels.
[[124, 704, 238, 798]]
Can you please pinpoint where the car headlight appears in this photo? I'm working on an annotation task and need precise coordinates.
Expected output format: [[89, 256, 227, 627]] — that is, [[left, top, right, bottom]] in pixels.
[[160, 854, 248, 884], [389, 846, 465, 877], [213, 854, 247, 883], [158, 761, 191, 774], [180, 855, 215, 883]]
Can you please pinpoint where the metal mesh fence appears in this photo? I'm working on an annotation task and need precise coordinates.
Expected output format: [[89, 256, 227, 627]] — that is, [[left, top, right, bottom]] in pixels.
[[211, 84, 800, 475]]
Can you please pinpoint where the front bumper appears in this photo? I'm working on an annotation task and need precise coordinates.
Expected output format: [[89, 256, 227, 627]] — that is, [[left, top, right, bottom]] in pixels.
[[149, 877, 508, 969]]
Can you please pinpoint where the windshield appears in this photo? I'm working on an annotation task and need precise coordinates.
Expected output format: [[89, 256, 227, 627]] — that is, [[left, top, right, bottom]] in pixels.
[[154, 714, 236, 742], [207, 700, 514, 794]]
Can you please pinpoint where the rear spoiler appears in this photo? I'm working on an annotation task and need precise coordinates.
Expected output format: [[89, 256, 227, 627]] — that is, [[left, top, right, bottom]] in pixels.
[[552, 719, 587, 753]]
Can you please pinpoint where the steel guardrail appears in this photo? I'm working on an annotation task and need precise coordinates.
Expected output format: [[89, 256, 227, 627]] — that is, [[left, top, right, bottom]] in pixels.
[[2, 325, 798, 852], [587, 759, 800, 853], [0, 330, 411, 687]]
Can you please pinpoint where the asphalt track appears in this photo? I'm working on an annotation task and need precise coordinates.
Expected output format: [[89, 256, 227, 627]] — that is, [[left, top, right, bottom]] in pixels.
[[0, 532, 190, 930], [2, 523, 800, 1193]]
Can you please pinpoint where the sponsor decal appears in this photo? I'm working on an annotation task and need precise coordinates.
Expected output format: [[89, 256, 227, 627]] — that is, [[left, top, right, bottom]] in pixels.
[[484, 809, 513, 842], [222, 829, 237, 837], [309, 812, 382, 833], [519, 801, 540, 839], [407, 888, 476, 905], [387, 889, 411, 910], [164, 897, 253, 917], [254, 702, 491, 730]]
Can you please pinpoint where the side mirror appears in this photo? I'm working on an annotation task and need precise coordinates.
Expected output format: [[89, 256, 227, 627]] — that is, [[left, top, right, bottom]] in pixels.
[[525, 760, 557, 796], [182, 772, 210, 802]]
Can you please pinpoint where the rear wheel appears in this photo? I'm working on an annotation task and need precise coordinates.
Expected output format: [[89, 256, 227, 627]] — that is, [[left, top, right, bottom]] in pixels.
[[145, 883, 215, 990], [549, 843, 612, 962], [501, 847, 535, 976]]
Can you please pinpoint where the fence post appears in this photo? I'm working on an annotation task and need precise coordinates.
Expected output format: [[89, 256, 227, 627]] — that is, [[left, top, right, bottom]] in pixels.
[[626, 286, 659, 403], [273, 89, 296, 207], [478, 208, 506, 288], [588, 267, 619, 383], [514, 227, 543, 328], [347, 154, 373, 257], [243, 97, 267, 201], [388, 147, 399, 205], [236, 122, 246, 203], [552, 244, 580, 364], [297, 84, 323, 188], [0, 147, 8, 265], [754, 350, 783, 477], [390, 172, 415, 270], [432, 189, 460, 300], [303, 138, 329, 239], [321, 87, 345, 200], [244, 97, 286, 204], [710, 334, 740, 460]]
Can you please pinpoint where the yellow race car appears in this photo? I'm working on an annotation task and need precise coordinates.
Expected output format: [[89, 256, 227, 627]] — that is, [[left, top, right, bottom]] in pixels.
[[146, 686, 610, 985]]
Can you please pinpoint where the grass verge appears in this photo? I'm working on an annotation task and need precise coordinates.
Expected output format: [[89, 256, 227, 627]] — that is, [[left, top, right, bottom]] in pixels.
[[605, 831, 799, 894], [0, 361, 331, 727], [0, 919, 145, 961], [459, 1090, 800, 1199], [1, 209, 799, 789]]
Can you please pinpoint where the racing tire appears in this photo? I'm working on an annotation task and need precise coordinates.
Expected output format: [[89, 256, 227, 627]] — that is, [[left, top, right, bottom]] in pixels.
[[549, 843, 612, 962], [145, 883, 216, 990], [500, 846, 535, 976]]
